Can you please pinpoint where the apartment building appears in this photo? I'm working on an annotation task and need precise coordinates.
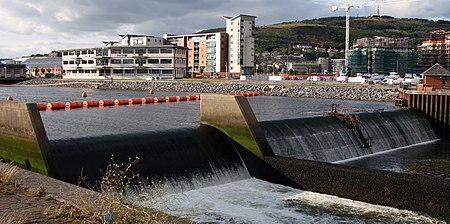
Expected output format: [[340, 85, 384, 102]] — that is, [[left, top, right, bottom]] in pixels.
[[224, 14, 256, 75], [62, 34, 188, 80], [417, 30, 450, 73], [165, 32, 228, 77]]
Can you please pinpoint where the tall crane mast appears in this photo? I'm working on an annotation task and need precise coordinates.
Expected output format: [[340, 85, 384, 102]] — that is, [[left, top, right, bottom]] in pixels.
[[332, 0, 418, 74]]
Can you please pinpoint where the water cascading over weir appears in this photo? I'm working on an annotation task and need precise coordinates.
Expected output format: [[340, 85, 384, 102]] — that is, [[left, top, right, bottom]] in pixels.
[[0, 95, 449, 219], [261, 110, 437, 163]]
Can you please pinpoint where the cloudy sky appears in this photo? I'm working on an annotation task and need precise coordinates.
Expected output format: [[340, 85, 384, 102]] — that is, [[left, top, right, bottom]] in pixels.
[[0, 0, 448, 58]]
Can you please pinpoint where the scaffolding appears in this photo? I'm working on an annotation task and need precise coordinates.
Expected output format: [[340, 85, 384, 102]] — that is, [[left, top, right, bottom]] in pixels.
[[348, 36, 418, 75], [348, 47, 418, 75], [417, 30, 450, 73]]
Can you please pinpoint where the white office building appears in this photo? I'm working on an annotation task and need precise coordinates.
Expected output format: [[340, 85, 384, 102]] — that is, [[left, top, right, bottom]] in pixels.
[[224, 14, 256, 75], [62, 34, 188, 80]]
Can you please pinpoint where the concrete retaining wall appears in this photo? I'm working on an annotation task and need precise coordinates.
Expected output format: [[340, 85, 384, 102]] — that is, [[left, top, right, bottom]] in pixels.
[[402, 91, 450, 139], [200, 94, 273, 158], [265, 156, 450, 220], [0, 100, 54, 176]]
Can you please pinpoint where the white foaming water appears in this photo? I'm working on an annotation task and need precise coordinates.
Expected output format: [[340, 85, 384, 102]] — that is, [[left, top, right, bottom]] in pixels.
[[149, 178, 444, 224], [157, 162, 251, 194], [334, 139, 441, 164]]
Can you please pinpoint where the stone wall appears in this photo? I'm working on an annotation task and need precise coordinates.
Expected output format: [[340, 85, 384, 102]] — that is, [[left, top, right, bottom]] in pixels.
[[19, 79, 400, 101]]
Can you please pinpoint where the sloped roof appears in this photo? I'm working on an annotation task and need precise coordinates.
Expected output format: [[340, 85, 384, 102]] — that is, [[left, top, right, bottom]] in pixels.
[[23, 57, 62, 67], [421, 63, 450, 77]]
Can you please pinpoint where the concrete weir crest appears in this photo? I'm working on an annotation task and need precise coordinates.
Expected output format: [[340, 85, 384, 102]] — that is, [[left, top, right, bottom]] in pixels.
[[200, 94, 273, 158]]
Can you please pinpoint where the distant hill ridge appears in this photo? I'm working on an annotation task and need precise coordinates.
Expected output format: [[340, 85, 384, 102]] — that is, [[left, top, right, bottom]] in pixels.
[[197, 16, 450, 53]]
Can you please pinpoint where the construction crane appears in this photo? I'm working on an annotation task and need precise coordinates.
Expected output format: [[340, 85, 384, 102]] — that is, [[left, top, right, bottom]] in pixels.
[[332, 0, 418, 74]]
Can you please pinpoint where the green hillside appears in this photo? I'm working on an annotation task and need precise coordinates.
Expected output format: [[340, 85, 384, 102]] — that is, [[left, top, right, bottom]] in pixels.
[[255, 16, 450, 53]]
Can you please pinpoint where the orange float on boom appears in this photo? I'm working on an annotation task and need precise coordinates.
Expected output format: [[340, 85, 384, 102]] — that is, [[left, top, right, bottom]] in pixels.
[[153, 96, 166, 103], [186, 95, 199, 101], [99, 99, 114, 107], [47, 102, 65, 110], [36, 103, 47, 111], [66, 101, 84, 109], [128, 98, 143, 104], [142, 97, 155, 104], [83, 100, 100, 108], [177, 96, 188, 101], [165, 96, 177, 102], [114, 99, 129, 106]]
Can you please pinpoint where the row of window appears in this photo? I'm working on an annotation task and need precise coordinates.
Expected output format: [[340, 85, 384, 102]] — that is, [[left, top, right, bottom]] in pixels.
[[131, 38, 163, 45], [63, 58, 186, 65], [63, 48, 186, 56], [63, 60, 95, 65], [63, 50, 94, 56], [109, 48, 176, 54], [65, 69, 177, 75]]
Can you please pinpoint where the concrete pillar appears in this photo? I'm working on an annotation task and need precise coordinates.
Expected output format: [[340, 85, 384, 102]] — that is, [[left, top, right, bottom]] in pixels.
[[436, 95, 442, 137], [0, 100, 54, 176], [432, 95, 437, 133], [421, 94, 426, 112], [200, 94, 273, 158], [443, 95, 450, 139], [418, 94, 423, 111]]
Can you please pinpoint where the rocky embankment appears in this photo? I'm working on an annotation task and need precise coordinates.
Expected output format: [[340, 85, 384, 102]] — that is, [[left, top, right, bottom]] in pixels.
[[18, 79, 399, 101]]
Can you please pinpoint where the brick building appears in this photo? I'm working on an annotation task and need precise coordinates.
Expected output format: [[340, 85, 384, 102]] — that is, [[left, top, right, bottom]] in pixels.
[[420, 63, 449, 90]]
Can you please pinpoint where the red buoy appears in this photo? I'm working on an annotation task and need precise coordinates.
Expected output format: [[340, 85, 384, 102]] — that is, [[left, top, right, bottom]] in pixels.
[[142, 97, 155, 104], [47, 102, 65, 110], [165, 96, 177, 102], [177, 96, 188, 101], [66, 101, 84, 109], [187, 95, 199, 101], [36, 103, 47, 111], [99, 99, 114, 107], [114, 99, 129, 106], [128, 98, 143, 104], [153, 96, 166, 103], [83, 100, 100, 108]]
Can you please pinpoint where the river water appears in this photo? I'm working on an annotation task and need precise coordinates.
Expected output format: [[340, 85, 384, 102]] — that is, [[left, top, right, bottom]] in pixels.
[[0, 86, 448, 223]]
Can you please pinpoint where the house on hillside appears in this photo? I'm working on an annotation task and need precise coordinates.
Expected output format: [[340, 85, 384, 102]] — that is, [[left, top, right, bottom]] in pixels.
[[419, 63, 449, 90]]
